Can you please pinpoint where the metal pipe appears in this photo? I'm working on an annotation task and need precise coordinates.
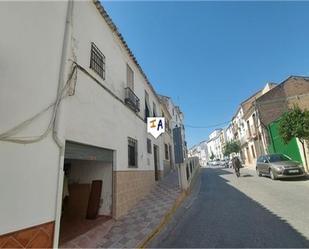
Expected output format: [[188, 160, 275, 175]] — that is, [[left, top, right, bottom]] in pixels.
[[52, 0, 74, 247]]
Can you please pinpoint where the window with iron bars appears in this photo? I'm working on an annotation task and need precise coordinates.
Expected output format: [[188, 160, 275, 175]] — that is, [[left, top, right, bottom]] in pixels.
[[128, 137, 138, 168], [90, 42, 105, 79], [147, 138, 152, 154]]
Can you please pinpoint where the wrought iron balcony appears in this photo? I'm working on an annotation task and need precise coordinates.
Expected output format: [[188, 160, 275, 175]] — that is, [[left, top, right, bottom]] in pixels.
[[125, 87, 140, 112], [246, 125, 257, 140]]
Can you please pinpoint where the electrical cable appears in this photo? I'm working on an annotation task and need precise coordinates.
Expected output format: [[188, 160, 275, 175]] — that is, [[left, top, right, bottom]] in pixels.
[[184, 121, 230, 129], [0, 65, 77, 144]]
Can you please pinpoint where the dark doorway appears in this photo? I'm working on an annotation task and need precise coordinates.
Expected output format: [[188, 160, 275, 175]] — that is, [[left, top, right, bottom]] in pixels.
[[154, 144, 159, 181]]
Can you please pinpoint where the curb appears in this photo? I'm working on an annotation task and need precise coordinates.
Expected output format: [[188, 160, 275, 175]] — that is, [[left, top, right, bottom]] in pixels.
[[136, 167, 201, 249]]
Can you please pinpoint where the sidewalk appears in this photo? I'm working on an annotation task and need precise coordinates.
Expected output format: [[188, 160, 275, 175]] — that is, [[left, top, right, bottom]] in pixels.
[[61, 170, 181, 248]]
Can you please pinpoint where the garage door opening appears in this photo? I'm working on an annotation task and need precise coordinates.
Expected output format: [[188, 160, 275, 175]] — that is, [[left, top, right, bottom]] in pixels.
[[59, 142, 113, 246]]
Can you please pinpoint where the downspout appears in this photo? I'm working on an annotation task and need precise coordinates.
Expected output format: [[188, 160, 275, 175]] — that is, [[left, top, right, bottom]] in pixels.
[[52, 0, 74, 247]]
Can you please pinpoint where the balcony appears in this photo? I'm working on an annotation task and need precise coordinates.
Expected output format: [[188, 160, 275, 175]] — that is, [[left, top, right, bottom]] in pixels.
[[239, 136, 247, 146], [232, 124, 238, 135], [124, 87, 140, 112], [246, 125, 257, 140], [250, 125, 257, 138]]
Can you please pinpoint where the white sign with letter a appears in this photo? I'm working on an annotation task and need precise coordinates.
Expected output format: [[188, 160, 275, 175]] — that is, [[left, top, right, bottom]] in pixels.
[[147, 117, 165, 139]]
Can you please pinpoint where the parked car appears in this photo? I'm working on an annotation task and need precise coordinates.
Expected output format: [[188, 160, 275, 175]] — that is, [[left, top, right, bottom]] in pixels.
[[219, 160, 229, 167], [210, 159, 219, 166], [256, 153, 306, 180]]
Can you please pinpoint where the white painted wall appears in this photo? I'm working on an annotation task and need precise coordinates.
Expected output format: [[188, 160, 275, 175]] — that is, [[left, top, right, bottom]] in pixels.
[[65, 1, 164, 172], [0, 2, 67, 235], [226, 124, 234, 142], [0, 0, 176, 238]]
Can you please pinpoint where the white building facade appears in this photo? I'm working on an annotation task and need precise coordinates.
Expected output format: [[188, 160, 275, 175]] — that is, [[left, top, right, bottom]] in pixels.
[[206, 129, 224, 160], [0, 1, 180, 247], [189, 140, 208, 167]]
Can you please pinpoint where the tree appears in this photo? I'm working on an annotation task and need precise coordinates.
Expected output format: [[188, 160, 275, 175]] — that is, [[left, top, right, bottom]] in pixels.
[[278, 105, 309, 171], [210, 152, 215, 161], [223, 140, 241, 157]]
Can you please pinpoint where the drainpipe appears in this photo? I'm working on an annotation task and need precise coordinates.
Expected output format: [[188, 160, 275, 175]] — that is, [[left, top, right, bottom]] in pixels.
[[52, 0, 73, 247]]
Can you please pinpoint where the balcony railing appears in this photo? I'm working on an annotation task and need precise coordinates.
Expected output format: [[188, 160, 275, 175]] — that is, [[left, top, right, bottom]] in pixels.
[[246, 125, 257, 140], [250, 125, 257, 138], [125, 87, 140, 112], [232, 124, 238, 135]]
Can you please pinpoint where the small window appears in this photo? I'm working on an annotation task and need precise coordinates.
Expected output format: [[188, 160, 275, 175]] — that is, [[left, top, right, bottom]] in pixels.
[[147, 138, 152, 154], [128, 137, 138, 168], [153, 102, 157, 117], [90, 43, 105, 79], [165, 144, 169, 160], [145, 91, 151, 121], [127, 64, 134, 90]]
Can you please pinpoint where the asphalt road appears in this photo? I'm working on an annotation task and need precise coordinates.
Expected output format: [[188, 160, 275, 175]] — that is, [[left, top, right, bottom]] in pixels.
[[148, 167, 309, 248]]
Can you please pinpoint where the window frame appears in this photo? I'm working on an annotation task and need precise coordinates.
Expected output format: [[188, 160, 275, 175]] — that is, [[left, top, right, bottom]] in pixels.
[[127, 64, 134, 90], [90, 42, 105, 79], [145, 91, 151, 122], [147, 138, 152, 154], [128, 137, 138, 168], [251, 145, 256, 158], [165, 143, 169, 160], [153, 102, 157, 117]]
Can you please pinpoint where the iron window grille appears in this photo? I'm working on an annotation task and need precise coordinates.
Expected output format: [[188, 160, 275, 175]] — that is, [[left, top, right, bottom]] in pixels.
[[125, 87, 140, 112], [145, 102, 150, 122], [90, 42, 105, 79], [147, 138, 152, 154], [128, 137, 138, 168]]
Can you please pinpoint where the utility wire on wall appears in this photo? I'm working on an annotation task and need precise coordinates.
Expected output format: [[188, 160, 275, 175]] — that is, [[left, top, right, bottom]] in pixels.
[[0, 64, 77, 144]]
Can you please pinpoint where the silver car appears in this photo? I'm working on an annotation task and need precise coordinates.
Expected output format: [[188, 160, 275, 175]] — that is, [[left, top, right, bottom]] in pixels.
[[256, 153, 306, 180]]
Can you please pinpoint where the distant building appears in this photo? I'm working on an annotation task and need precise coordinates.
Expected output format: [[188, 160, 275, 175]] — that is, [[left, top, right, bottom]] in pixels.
[[207, 129, 224, 160], [0, 1, 187, 247], [189, 140, 208, 166], [256, 76, 309, 171], [238, 83, 276, 167]]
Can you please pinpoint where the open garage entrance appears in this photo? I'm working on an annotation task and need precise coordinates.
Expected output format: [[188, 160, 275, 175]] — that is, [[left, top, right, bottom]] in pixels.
[[59, 142, 113, 245]]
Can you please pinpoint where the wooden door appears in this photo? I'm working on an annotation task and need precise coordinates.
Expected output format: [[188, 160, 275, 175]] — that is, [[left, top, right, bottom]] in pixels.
[[86, 180, 102, 219]]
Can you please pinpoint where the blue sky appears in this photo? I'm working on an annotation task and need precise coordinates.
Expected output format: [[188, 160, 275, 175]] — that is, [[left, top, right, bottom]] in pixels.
[[102, 1, 309, 148]]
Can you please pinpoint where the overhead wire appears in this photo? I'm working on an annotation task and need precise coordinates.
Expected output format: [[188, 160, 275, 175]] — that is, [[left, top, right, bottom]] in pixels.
[[184, 121, 230, 129]]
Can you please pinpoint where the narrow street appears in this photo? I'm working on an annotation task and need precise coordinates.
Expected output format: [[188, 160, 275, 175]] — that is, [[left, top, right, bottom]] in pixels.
[[148, 167, 309, 248]]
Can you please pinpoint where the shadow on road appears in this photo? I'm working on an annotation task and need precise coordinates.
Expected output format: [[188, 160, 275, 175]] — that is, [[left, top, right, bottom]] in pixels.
[[279, 176, 309, 182], [241, 174, 253, 177], [153, 168, 309, 248], [258, 174, 309, 182]]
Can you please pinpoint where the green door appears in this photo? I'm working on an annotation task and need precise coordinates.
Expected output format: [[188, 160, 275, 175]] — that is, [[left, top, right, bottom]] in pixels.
[[267, 119, 302, 162]]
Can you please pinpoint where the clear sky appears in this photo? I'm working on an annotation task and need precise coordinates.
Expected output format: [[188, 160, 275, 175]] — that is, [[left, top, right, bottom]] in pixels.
[[102, 1, 309, 148]]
